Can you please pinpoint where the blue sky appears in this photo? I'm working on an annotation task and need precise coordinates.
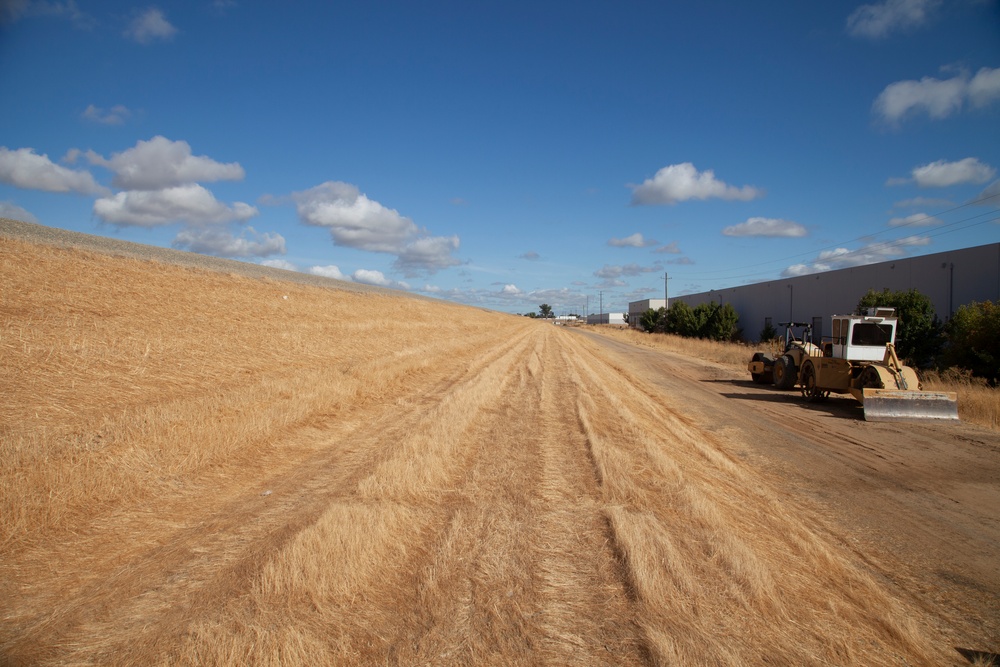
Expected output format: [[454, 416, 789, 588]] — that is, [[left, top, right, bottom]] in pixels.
[[1, 0, 998, 314]]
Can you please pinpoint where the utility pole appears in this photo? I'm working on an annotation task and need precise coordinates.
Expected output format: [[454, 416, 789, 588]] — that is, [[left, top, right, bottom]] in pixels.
[[599, 291, 603, 323], [664, 272, 670, 309]]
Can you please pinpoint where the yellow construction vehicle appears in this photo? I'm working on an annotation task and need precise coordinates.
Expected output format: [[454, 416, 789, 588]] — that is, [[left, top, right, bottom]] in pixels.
[[748, 308, 958, 422]]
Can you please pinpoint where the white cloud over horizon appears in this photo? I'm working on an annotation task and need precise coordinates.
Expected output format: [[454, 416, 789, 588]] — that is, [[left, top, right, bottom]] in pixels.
[[80, 136, 245, 191], [874, 67, 1000, 124], [309, 264, 350, 280], [630, 163, 762, 205], [722, 217, 807, 237], [0, 200, 38, 223], [783, 235, 930, 276], [93, 184, 258, 226], [352, 268, 410, 290], [0, 146, 108, 195], [171, 225, 285, 258], [293, 180, 460, 275], [261, 258, 297, 271]]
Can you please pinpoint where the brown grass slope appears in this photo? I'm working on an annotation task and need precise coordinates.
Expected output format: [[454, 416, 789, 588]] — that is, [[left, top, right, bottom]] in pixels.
[[0, 234, 960, 665]]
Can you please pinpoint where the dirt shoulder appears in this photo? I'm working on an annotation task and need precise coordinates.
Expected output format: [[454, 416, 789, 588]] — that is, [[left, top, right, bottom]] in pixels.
[[575, 327, 1000, 656]]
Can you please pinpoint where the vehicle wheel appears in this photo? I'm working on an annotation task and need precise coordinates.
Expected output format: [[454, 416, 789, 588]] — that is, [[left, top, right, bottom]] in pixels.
[[773, 355, 797, 390], [860, 366, 884, 390], [800, 361, 828, 402], [750, 352, 772, 384]]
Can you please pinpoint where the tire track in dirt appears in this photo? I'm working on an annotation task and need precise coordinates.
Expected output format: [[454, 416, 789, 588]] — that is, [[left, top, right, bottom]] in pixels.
[[144, 324, 550, 664], [339, 326, 648, 665], [554, 329, 952, 665], [3, 324, 538, 665]]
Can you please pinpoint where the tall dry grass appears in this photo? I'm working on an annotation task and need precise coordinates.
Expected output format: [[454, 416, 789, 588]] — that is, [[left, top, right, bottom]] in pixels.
[[0, 237, 969, 665], [0, 237, 519, 554], [594, 326, 999, 430]]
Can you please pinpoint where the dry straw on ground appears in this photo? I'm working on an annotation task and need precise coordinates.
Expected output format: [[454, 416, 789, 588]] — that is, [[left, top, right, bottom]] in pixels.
[[0, 235, 968, 665]]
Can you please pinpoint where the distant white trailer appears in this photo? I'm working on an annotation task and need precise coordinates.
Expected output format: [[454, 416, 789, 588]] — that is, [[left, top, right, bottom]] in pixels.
[[586, 312, 627, 326]]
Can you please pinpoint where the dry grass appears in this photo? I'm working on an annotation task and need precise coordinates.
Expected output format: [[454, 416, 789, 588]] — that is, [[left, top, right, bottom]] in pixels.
[[0, 237, 968, 665], [594, 326, 999, 430]]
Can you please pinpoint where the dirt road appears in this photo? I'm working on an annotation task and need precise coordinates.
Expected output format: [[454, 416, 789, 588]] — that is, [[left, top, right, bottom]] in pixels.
[[3, 315, 998, 665], [574, 328, 1000, 658]]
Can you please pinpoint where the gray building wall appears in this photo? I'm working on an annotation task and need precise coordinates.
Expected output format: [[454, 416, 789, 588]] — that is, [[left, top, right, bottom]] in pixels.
[[672, 243, 1000, 341]]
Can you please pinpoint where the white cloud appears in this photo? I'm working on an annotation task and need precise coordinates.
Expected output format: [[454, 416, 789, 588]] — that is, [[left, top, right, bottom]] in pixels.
[[912, 158, 995, 187], [874, 67, 1000, 124], [393, 235, 462, 276], [0, 146, 107, 194], [630, 163, 762, 205], [653, 242, 681, 254], [93, 184, 258, 226], [846, 0, 940, 39], [722, 217, 807, 237], [608, 232, 658, 248], [293, 181, 417, 253], [0, 200, 38, 223], [293, 180, 460, 274], [887, 213, 942, 227], [501, 284, 522, 295], [352, 268, 409, 290], [594, 263, 661, 279], [171, 226, 284, 257], [82, 104, 131, 125], [968, 67, 1000, 108], [309, 264, 350, 280], [261, 259, 297, 271], [85, 136, 245, 190], [782, 236, 930, 276], [124, 7, 177, 44]]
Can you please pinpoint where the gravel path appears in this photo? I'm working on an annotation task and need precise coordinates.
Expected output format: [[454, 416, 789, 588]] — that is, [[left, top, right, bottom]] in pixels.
[[0, 217, 411, 298]]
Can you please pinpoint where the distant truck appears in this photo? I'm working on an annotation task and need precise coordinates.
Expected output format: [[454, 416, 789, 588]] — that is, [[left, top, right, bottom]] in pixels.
[[747, 308, 958, 422]]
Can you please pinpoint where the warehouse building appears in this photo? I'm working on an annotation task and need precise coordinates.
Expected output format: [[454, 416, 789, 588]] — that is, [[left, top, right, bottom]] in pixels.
[[640, 243, 999, 342], [628, 299, 666, 329], [587, 312, 628, 326]]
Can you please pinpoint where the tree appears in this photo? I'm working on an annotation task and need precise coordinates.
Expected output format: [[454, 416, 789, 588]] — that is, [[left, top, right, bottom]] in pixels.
[[759, 320, 778, 343], [942, 300, 1000, 385], [639, 307, 666, 333], [699, 301, 740, 342], [665, 301, 697, 337], [856, 288, 942, 366], [538, 304, 553, 318]]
